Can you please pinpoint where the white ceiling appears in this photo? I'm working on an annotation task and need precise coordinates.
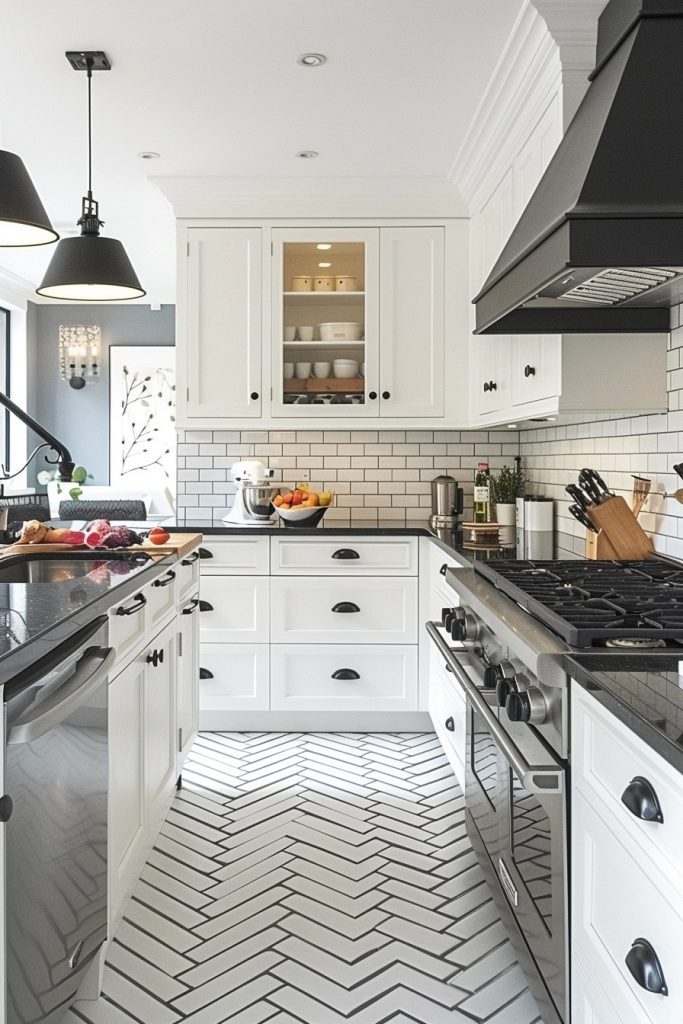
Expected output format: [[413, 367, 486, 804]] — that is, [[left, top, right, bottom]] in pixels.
[[0, 0, 523, 304]]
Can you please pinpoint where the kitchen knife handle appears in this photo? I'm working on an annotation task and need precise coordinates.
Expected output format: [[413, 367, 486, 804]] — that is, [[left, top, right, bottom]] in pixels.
[[566, 484, 591, 510], [569, 504, 598, 533], [673, 463, 683, 482]]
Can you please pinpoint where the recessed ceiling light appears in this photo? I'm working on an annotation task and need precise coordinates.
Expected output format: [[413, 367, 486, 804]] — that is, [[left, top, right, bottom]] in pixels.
[[297, 53, 327, 67], [138, 151, 160, 160], [506, 423, 518, 429], [317, 243, 331, 250], [318, 262, 331, 268], [296, 150, 318, 159]]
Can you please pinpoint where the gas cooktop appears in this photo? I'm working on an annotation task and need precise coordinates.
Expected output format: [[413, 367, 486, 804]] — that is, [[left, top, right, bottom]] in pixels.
[[474, 559, 683, 648]]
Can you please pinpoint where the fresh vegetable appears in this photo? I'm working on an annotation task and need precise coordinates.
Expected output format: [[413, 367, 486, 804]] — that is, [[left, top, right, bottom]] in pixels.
[[147, 529, 170, 545], [100, 526, 142, 549]]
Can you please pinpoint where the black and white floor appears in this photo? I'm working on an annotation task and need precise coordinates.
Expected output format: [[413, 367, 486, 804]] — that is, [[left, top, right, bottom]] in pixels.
[[67, 733, 543, 1024]]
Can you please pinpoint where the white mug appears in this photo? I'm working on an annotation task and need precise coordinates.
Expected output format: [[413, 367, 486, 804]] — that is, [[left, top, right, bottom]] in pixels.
[[283, 326, 296, 342], [283, 362, 294, 379], [295, 362, 312, 379], [313, 361, 331, 378], [297, 325, 314, 341]]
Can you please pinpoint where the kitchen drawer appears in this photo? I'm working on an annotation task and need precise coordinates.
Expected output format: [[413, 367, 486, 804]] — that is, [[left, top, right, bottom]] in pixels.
[[199, 537, 269, 575], [573, 789, 682, 1024], [200, 643, 269, 711], [573, 687, 683, 897], [270, 576, 417, 644], [199, 576, 269, 643], [271, 644, 418, 712], [147, 566, 177, 626], [572, 954, 627, 1024], [428, 643, 466, 789], [108, 589, 149, 666], [176, 547, 201, 599], [271, 536, 418, 576]]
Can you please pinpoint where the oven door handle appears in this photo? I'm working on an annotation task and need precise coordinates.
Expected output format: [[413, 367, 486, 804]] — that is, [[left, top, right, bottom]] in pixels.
[[426, 622, 563, 795]]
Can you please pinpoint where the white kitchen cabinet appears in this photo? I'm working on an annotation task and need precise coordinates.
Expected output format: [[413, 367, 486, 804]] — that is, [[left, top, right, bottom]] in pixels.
[[200, 575, 269, 643], [177, 591, 200, 769], [573, 956, 624, 1024], [378, 227, 445, 417], [144, 619, 177, 833], [200, 643, 269, 714], [271, 535, 418, 576], [180, 227, 263, 421], [198, 537, 269, 575]]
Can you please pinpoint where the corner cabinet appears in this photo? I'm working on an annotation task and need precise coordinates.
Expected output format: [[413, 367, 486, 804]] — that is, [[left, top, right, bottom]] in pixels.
[[176, 219, 465, 428]]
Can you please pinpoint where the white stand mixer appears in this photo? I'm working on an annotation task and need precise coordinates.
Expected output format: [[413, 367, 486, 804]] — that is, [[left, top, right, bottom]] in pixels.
[[223, 460, 280, 526]]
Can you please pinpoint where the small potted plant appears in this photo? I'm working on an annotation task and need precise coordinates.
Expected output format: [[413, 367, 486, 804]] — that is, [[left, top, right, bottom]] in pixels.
[[489, 464, 526, 545]]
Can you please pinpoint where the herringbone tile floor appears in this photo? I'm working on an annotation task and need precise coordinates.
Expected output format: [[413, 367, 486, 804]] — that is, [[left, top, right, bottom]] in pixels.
[[67, 732, 543, 1024]]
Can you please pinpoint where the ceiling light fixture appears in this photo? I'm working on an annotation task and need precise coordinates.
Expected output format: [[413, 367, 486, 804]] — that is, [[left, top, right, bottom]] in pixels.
[[317, 244, 331, 250], [296, 150, 318, 159], [37, 51, 145, 302], [0, 151, 58, 246], [318, 262, 332, 268], [138, 151, 160, 160], [297, 53, 327, 67]]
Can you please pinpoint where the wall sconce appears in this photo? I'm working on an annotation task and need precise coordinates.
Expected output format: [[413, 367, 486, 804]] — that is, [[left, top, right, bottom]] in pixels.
[[59, 324, 101, 389]]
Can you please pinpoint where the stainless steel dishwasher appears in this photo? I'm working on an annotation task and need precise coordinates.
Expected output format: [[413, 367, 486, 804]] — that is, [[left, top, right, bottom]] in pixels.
[[2, 615, 115, 1024]]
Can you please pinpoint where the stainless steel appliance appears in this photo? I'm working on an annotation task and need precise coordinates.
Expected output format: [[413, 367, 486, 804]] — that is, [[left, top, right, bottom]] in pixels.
[[427, 556, 683, 1024], [3, 615, 114, 1024], [430, 474, 463, 528], [223, 460, 280, 526]]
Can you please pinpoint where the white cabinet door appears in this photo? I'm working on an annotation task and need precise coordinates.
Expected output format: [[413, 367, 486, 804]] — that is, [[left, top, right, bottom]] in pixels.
[[177, 592, 199, 770], [200, 643, 270, 712], [200, 576, 269, 643], [379, 227, 445, 418], [198, 537, 270, 575], [145, 620, 177, 831], [185, 227, 262, 419], [511, 335, 561, 406], [109, 657, 146, 926]]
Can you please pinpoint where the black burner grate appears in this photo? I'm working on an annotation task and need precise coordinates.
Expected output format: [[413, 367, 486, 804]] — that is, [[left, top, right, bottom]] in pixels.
[[474, 560, 683, 647]]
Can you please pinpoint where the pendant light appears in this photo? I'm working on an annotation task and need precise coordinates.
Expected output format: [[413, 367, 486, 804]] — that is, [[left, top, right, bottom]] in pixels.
[[37, 51, 145, 301], [0, 151, 58, 246]]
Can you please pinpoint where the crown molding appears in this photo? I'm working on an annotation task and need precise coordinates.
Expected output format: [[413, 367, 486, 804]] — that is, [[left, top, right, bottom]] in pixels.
[[532, 0, 604, 122], [0, 266, 34, 309], [150, 175, 467, 219]]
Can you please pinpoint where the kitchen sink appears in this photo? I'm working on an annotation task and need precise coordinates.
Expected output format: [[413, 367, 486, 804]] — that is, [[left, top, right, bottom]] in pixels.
[[0, 550, 153, 584]]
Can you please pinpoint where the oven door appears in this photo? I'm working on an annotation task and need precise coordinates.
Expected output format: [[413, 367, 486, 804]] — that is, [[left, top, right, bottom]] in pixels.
[[466, 680, 503, 868]]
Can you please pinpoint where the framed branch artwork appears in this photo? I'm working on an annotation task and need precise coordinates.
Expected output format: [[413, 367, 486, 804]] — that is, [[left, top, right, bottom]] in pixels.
[[109, 345, 176, 493]]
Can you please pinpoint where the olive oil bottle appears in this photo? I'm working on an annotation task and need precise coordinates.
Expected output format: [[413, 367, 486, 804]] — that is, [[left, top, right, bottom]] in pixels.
[[474, 462, 490, 522]]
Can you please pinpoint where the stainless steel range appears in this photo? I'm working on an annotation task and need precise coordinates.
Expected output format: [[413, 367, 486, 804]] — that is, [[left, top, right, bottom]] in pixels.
[[427, 557, 683, 1024]]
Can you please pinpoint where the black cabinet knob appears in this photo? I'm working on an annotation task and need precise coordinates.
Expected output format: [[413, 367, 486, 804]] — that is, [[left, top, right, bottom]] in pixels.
[[621, 776, 664, 824], [332, 548, 360, 560], [524, 364, 536, 377], [445, 717, 455, 732], [368, 391, 377, 400], [250, 391, 259, 400], [146, 648, 164, 668], [625, 938, 668, 996], [483, 380, 498, 393], [331, 669, 360, 680], [382, 391, 391, 400], [331, 601, 361, 614]]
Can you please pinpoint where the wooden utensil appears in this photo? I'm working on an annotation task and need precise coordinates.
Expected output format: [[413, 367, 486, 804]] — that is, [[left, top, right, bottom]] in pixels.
[[630, 475, 651, 519], [586, 495, 653, 560]]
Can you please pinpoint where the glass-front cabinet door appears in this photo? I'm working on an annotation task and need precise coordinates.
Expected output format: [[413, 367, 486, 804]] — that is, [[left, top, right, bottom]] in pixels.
[[271, 228, 379, 417]]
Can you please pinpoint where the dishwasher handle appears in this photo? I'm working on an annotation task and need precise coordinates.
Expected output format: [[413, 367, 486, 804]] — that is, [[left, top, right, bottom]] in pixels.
[[8, 646, 117, 745]]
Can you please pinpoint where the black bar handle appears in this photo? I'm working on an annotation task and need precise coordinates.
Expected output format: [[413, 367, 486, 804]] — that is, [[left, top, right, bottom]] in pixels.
[[331, 669, 360, 680], [198, 547, 213, 559], [198, 600, 214, 612], [625, 938, 668, 996], [445, 717, 455, 732], [331, 601, 361, 614], [153, 570, 176, 588], [182, 551, 200, 565], [332, 548, 360, 560], [182, 597, 200, 615], [621, 776, 664, 824], [199, 667, 214, 680], [115, 593, 147, 616]]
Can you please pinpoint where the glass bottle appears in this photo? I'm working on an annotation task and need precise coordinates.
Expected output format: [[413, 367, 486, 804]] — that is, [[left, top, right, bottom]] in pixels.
[[474, 462, 490, 523]]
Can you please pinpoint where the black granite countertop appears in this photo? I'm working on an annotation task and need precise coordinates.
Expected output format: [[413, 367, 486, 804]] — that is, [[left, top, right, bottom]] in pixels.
[[565, 652, 683, 774], [0, 551, 174, 687]]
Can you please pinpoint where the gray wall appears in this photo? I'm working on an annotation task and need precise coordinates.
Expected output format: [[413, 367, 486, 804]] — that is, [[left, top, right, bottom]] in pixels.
[[26, 303, 175, 485]]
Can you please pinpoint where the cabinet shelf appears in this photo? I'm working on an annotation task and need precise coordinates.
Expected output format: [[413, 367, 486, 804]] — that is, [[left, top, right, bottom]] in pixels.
[[283, 340, 365, 349], [283, 291, 365, 307], [283, 377, 364, 393]]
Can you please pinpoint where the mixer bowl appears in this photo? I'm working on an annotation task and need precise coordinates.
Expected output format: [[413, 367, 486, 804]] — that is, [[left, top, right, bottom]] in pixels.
[[241, 483, 281, 519]]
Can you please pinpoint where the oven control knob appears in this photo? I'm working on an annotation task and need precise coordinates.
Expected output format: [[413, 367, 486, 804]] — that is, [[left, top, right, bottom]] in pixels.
[[441, 607, 457, 631], [493, 662, 517, 706], [506, 686, 547, 725], [451, 608, 479, 643]]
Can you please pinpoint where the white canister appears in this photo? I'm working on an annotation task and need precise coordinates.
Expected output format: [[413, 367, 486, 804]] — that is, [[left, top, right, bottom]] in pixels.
[[291, 276, 312, 292], [297, 325, 314, 342], [313, 361, 331, 379], [335, 276, 357, 292], [313, 276, 335, 292], [283, 326, 296, 342], [295, 362, 312, 379], [525, 497, 554, 532], [283, 362, 294, 379]]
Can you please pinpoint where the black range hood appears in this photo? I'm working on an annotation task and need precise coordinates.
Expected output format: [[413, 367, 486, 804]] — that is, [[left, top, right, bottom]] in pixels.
[[474, 0, 683, 335]]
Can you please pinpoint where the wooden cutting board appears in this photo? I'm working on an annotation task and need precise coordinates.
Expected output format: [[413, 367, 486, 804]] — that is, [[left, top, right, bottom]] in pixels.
[[586, 497, 653, 560], [1, 532, 203, 560]]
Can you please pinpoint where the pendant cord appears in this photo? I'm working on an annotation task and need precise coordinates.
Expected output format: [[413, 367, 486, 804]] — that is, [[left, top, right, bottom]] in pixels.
[[86, 56, 93, 202]]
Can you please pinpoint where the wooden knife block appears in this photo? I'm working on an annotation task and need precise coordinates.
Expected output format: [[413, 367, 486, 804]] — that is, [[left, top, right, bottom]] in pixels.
[[586, 496, 654, 560], [585, 529, 620, 560]]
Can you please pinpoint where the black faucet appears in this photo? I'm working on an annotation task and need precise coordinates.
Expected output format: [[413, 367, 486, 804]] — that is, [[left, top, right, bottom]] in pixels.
[[0, 392, 75, 482]]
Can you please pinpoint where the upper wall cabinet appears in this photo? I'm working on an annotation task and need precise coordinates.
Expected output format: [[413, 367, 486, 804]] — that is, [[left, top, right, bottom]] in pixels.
[[176, 219, 461, 428]]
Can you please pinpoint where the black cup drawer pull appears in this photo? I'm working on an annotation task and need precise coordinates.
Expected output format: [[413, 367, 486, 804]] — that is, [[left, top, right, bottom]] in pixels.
[[198, 600, 214, 612], [621, 776, 664, 824], [445, 717, 455, 732], [199, 667, 214, 680], [332, 548, 360, 560], [332, 669, 360, 680], [198, 547, 213, 560], [332, 602, 361, 614], [116, 593, 146, 616], [182, 551, 200, 565], [625, 938, 668, 996], [153, 570, 176, 588]]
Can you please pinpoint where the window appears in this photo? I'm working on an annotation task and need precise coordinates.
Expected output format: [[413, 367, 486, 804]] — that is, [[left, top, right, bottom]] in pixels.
[[0, 307, 9, 474]]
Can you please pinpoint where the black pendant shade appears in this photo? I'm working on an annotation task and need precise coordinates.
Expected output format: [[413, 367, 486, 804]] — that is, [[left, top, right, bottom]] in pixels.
[[37, 234, 145, 301], [0, 150, 59, 246]]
